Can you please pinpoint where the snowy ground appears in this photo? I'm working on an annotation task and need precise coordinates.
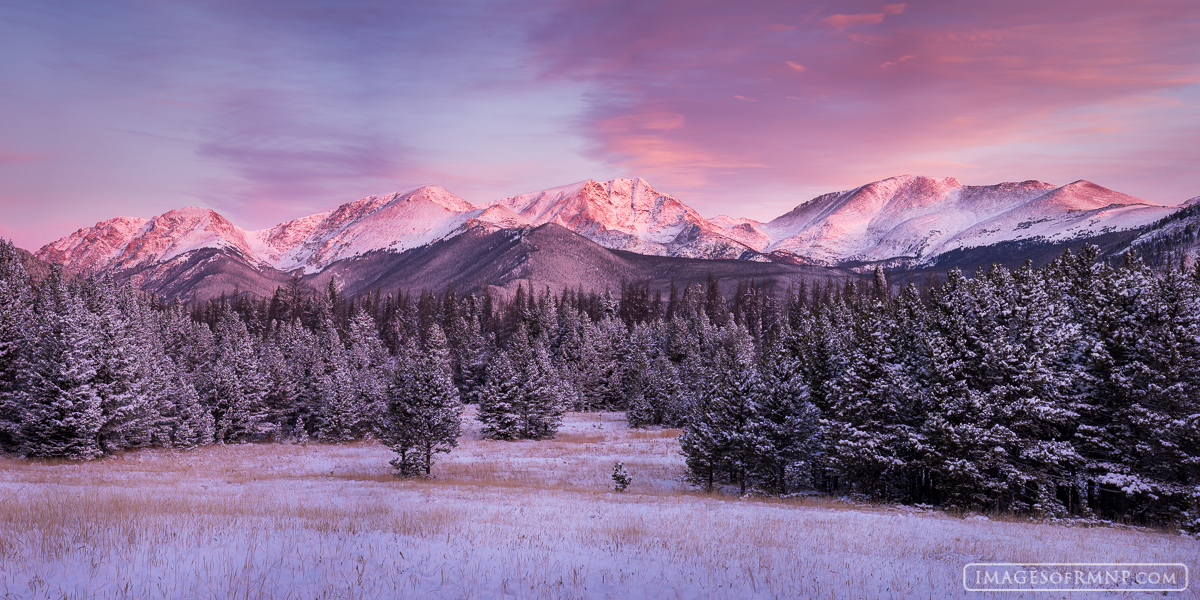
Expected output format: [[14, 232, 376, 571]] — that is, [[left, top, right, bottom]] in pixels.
[[0, 410, 1195, 599]]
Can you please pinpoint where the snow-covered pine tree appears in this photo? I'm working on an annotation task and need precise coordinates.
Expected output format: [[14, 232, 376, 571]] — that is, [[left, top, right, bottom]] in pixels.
[[345, 309, 390, 434], [680, 323, 766, 495], [164, 369, 215, 449], [822, 297, 919, 500], [478, 322, 563, 439], [197, 308, 268, 443], [455, 309, 490, 405], [645, 352, 689, 427], [1005, 263, 1085, 516], [621, 322, 655, 406], [257, 329, 295, 440], [126, 298, 199, 447], [612, 461, 632, 492], [477, 350, 522, 439], [311, 308, 358, 443], [17, 269, 106, 459], [626, 389, 655, 428], [88, 279, 159, 452], [576, 318, 611, 411], [1107, 264, 1200, 522], [917, 268, 1011, 509], [380, 325, 463, 476], [678, 391, 723, 492], [0, 240, 32, 452], [755, 324, 819, 494], [522, 335, 564, 439]]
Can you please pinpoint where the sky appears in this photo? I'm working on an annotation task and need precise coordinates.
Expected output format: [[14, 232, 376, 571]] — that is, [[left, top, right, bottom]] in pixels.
[[1, 0, 1198, 250]]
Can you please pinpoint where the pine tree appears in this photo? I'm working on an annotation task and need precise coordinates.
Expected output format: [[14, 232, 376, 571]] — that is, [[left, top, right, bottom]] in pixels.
[[380, 326, 463, 476], [197, 309, 268, 443], [478, 323, 563, 439], [679, 393, 722, 492], [612, 461, 632, 491], [755, 326, 819, 494], [455, 309, 490, 404], [344, 309, 390, 434], [17, 270, 105, 459], [823, 299, 919, 499], [310, 309, 358, 443], [644, 352, 689, 426], [680, 324, 766, 495], [89, 279, 158, 452], [522, 336, 564, 439], [0, 240, 33, 451], [166, 371, 215, 449], [478, 350, 522, 439]]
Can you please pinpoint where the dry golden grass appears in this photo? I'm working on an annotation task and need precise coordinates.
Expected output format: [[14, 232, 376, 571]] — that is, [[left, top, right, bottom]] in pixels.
[[0, 411, 1194, 599]]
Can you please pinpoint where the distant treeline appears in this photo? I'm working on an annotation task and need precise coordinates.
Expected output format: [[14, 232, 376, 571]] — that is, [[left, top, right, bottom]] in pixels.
[[0, 239, 1197, 530]]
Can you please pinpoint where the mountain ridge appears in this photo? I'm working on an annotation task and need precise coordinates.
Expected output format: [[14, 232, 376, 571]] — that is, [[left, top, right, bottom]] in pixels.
[[32, 175, 1190, 299]]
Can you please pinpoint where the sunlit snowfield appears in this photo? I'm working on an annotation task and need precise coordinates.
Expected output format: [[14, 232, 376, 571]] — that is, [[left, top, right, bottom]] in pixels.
[[0, 410, 1194, 599]]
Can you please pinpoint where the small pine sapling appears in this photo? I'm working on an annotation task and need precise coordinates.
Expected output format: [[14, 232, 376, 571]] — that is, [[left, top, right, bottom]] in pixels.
[[612, 461, 632, 492]]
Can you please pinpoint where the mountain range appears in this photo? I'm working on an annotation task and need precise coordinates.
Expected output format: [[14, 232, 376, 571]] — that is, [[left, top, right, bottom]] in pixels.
[[30, 176, 1193, 299]]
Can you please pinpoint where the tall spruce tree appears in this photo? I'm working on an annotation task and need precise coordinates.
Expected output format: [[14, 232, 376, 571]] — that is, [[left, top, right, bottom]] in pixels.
[[0, 241, 32, 451], [18, 269, 106, 458], [381, 325, 462, 476], [198, 309, 268, 443]]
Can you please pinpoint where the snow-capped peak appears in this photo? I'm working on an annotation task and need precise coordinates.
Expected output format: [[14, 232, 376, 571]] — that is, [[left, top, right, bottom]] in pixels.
[[107, 207, 260, 272], [35, 175, 1190, 284], [249, 185, 483, 273], [758, 176, 1174, 266], [38, 186, 489, 278], [493, 177, 761, 260], [35, 216, 150, 277]]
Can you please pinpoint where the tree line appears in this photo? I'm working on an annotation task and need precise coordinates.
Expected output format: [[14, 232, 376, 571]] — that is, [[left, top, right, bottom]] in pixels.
[[0, 239, 1197, 529], [676, 247, 1199, 531]]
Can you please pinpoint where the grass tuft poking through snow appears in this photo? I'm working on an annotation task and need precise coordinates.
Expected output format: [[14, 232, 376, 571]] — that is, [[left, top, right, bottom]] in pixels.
[[0, 410, 1194, 599]]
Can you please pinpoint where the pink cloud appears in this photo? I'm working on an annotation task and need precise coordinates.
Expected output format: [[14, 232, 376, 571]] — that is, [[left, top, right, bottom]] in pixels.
[[821, 3, 906, 31], [880, 54, 915, 68], [527, 0, 1200, 215], [0, 150, 49, 163], [821, 12, 885, 30]]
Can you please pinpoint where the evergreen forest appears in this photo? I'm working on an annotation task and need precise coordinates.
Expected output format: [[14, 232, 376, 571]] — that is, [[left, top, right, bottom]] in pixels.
[[1, 240, 1197, 530]]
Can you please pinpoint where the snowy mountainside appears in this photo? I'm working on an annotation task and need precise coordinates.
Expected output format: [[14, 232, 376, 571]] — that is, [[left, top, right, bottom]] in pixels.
[[738, 175, 1177, 266], [33, 175, 1189, 300], [308, 222, 842, 299], [36, 216, 150, 277], [1123, 198, 1200, 265], [108, 207, 263, 273], [36, 186, 526, 278], [492, 178, 766, 261], [707, 215, 772, 250], [248, 185, 522, 274]]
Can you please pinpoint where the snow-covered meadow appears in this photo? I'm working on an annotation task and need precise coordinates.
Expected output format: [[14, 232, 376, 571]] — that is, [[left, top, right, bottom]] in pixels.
[[0, 410, 1194, 599]]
